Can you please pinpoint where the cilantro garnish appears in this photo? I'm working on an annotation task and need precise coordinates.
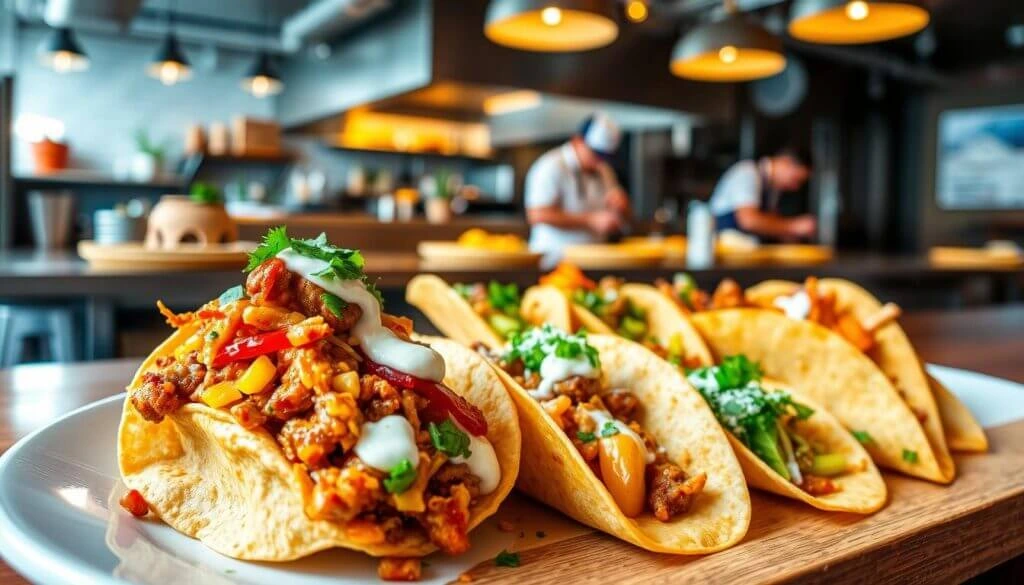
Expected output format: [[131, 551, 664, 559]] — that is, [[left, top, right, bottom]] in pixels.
[[321, 292, 348, 318], [572, 288, 607, 315], [218, 284, 245, 305], [495, 550, 520, 567], [453, 283, 474, 300], [576, 430, 596, 443], [902, 449, 919, 464], [429, 419, 472, 459], [599, 421, 620, 438], [851, 430, 873, 444], [207, 330, 219, 340], [688, 356, 814, 480], [383, 459, 417, 493], [487, 281, 521, 314], [244, 226, 383, 307], [504, 325, 599, 373], [673, 272, 696, 308]]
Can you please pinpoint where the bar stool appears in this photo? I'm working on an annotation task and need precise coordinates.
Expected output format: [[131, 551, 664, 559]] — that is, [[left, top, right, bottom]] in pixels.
[[0, 304, 77, 367]]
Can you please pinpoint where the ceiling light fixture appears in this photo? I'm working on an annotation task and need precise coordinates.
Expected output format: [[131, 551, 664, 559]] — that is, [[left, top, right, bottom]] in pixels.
[[38, 27, 89, 73], [625, 0, 649, 24], [670, 1, 786, 83], [147, 2, 191, 85], [788, 0, 930, 44], [242, 53, 283, 98], [484, 0, 619, 52]]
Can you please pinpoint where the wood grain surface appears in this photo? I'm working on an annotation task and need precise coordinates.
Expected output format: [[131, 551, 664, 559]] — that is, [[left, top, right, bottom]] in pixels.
[[1, 306, 1023, 584]]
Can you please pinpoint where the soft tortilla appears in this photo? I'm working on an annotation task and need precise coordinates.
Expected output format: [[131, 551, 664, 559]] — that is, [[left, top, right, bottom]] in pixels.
[[748, 279, 972, 468], [521, 283, 715, 367], [406, 274, 505, 350], [691, 309, 946, 483], [930, 374, 988, 452], [731, 379, 887, 513], [491, 334, 751, 554], [118, 327, 521, 560]]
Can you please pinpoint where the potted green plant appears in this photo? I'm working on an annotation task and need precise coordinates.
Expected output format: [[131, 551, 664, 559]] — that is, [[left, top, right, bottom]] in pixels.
[[425, 169, 457, 224], [130, 128, 167, 182]]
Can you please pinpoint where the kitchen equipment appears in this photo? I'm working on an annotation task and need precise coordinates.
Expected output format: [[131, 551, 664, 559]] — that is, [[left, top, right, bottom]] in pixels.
[[418, 241, 541, 270], [561, 243, 666, 269], [78, 240, 255, 271], [28, 190, 74, 249], [93, 209, 143, 244], [184, 124, 206, 154], [208, 122, 229, 155]]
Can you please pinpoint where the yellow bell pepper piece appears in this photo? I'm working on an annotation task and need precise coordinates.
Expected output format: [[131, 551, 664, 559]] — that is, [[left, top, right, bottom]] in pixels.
[[236, 355, 276, 395], [200, 381, 242, 408], [174, 332, 204, 363]]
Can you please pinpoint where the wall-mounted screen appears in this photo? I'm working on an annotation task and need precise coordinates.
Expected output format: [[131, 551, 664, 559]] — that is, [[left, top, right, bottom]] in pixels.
[[937, 104, 1024, 210]]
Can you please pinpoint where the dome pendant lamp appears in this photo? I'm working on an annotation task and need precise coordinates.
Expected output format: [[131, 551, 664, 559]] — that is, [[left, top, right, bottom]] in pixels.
[[242, 53, 283, 98], [670, 0, 786, 82], [147, 1, 191, 86], [788, 0, 930, 44], [38, 27, 89, 73], [484, 0, 619, 52]]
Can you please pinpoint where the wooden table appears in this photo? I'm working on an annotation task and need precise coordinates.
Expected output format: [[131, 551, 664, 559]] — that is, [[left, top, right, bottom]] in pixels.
[[1, 307, 1023, 583]]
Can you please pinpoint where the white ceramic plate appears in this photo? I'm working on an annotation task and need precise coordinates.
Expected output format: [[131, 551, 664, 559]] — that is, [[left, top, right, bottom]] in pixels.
[[1, 366, 1021, 585]]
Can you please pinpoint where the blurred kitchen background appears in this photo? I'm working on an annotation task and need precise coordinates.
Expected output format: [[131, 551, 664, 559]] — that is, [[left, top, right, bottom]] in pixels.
[[0, 0, 1022, 364]]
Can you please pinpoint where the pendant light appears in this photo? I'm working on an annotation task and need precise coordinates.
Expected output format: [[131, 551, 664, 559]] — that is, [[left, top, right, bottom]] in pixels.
[[242, 1, 283, 98], [670, 0, 786, 82], [242, 53, 283, 98], [147, 1, 191, 86], [788, 0, 929, 44], [484, 0, 619, 52], [38, 27, 89, 73]]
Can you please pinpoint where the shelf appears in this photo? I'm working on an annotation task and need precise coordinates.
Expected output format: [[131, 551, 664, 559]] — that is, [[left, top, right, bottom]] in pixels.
[[319, 143, 496, 164], [178, 152, 295, 184], [13, 170, 185, 190]]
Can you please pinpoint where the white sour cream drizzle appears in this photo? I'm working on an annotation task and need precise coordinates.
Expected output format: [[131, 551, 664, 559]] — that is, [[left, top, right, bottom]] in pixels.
[[276, 248, 445, 382], [587, 408, 654, 464], [451, 420, 501, 495], [353, 415, 420, 472], [279, 248, 500, 491], [774, 290, 811, 321], [530, 354, 599, 400]]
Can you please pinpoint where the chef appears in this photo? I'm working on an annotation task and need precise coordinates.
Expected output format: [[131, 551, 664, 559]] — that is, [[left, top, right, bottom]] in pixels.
[[708, 148, 817, 241], [525, 112, 631, 268]]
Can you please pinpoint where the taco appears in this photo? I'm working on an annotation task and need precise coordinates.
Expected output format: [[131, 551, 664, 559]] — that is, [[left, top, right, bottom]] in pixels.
[[690, 307, 948, 482], [746, 278, 985, 457], [406, 275, 545, 350], [687, 356, 886, 513], [477, 325, 750, 554], [118, 228, 520, 578], [526, 264, 712, 369]]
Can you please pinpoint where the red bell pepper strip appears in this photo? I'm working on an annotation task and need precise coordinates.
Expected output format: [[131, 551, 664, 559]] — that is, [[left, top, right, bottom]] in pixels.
[[212, 329, 292, 368], [362, 358, 488, 436]]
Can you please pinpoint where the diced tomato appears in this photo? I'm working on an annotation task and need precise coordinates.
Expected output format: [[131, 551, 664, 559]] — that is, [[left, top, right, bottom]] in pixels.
[[197, 309, 226, 320], [362, 358, 488, 436], [119, 489, 149, 517]]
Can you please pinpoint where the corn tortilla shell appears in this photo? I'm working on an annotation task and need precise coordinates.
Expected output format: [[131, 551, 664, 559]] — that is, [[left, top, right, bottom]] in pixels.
[[406, 274, 505, 350], [520, 284, 590, 333], [731, 379, 887, 513], [118, 327, 521, 561], [929, 374, 988, 452], [691, 309, 945, 482], [748, 279, 961, 476], [491, 334, 751, 554]]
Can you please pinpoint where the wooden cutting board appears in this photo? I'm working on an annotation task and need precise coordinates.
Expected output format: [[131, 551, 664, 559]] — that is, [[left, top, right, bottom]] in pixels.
[[78, 240, 256, 271], [417, 241, 542, 270], [459, 418, 1024, 584]]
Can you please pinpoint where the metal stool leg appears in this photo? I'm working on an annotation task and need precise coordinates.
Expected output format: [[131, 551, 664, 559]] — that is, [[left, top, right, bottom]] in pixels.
[[48, 310, 76, 363]]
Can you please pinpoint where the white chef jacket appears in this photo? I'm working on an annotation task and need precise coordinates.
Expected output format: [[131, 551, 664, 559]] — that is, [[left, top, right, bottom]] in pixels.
[[524, 143, 616, 268]]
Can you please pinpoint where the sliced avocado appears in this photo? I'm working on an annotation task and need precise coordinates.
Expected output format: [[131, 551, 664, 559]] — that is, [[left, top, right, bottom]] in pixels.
[[617, 315, 648, 341]]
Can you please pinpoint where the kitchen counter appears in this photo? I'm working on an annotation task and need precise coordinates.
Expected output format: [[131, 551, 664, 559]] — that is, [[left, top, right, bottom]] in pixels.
[[1, 249, 1020, 360]]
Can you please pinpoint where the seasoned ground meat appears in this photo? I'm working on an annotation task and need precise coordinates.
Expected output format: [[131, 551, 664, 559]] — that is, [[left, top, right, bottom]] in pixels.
[[307, 462, 384, 523], [430, 463, 482, 499], [800, 474, 839, 496], [604, 390, 639, 421], [551, 375, 602, 403], [277, 391, 362, 468], [361, 374, 402, 422], [131, 353, 206, 422], [424, 483, 472, 555], [246, 258, 363, 332], [647, 463, 707, 522], [378, 558, 421, 581]]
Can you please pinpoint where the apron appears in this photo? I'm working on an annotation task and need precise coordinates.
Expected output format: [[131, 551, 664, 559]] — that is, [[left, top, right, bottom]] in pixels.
[[713, 166, 777, 235]]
